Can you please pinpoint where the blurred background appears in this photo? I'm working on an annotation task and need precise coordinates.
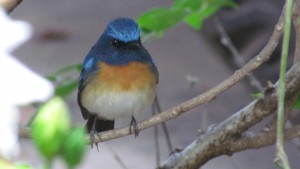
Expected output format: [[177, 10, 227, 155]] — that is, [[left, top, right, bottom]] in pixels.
[[11, 0, 300, 168]]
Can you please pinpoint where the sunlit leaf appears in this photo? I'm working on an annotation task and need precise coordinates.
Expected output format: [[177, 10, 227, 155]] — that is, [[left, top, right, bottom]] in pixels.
[[184, 11, 205, 29], [185, 0, 237, 29], [31, 97, 71, 161], [138, 0, 236, 37], [138, 7, 186, 36], [171, 0, 202, 11]]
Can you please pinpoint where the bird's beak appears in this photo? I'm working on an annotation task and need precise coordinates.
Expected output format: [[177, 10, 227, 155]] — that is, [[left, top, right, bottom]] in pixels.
[[127, 42, 140, 49]]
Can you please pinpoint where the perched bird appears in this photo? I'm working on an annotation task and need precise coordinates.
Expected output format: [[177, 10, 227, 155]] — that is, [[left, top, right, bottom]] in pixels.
[[77, 18, 158, 137]]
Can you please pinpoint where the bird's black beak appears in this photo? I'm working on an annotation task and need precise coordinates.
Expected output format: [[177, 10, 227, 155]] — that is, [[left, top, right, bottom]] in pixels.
[[127, 41, 140, 49]]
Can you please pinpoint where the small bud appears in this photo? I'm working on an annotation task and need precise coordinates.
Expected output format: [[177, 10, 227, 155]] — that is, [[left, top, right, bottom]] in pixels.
[[62, 127, 87, 168]]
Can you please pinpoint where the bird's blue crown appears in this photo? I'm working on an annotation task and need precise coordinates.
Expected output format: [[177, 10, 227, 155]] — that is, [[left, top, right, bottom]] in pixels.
[[105, 18, 140, 42]]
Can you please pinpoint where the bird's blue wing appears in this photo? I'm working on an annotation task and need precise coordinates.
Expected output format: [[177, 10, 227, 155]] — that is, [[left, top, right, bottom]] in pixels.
[[77, 47, 99, 119], [150, 61, 159, 84]]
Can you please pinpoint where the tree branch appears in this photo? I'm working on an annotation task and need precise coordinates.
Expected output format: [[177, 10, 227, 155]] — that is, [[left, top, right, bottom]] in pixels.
[[230, 123, 300, 152], [159, 62, 300, 169], [264, 92, 296, 132], [230, 93, 297, 153], [293, 1, 300, 62]]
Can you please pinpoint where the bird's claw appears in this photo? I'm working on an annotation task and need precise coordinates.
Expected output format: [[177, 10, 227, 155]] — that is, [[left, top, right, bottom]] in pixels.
[[129, 116, 139, 137], [89, 128, 101, 151]]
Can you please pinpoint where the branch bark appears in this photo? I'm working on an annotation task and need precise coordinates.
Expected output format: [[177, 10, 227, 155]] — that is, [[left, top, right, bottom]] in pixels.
[[293, 1, 300, 62], [231, 123, 300, 152]]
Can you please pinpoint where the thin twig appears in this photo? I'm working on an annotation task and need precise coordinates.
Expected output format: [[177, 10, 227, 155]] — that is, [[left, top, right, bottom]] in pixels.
[[293, 1, 300, 62], [105, 143, 129, 169], [275, 0, 294, 168], [154, 124, 160, 166], [213, 16, 264, 91], [152, 101, 161, 166], [154, 96, 173, 152]]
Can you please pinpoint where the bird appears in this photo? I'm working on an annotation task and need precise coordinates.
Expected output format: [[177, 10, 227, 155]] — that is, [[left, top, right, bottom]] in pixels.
[[77, 18, 158, 138]]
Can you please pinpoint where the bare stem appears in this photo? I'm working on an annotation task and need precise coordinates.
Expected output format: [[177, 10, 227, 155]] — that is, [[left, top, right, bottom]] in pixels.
[[275, 0, 294, 168]]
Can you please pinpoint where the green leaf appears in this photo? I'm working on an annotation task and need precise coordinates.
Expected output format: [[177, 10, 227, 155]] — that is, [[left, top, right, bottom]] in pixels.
[[184, 5, 215, 29], [185, 0, 237, 29], [54, 79, 78, 98], [171, 0, 202, 11], [31, 97, 71, 161], [293, 92, 300, 109], [138, 0, 236, 38], [138, 7, 169, 32], [138, 7, 186, 36], [251, 92, 263, 100], [184, 11, 206, 29], [62, 127, 88, 168]]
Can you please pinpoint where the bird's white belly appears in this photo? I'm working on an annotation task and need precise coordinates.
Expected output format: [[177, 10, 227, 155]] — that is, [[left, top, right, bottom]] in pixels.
[[84, 89, 155, 120]]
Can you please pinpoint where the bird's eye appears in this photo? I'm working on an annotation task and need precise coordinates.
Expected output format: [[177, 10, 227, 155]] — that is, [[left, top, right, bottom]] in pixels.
[[111, 39, 120, 47]]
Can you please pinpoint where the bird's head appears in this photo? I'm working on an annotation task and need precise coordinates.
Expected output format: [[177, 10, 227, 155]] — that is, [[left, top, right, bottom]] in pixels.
[[91, 18, 151, 65], [105, 18, 140, 44]]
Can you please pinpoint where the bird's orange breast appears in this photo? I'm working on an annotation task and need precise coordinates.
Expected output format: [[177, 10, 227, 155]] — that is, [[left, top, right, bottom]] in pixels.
[[95, 61, 156, 91]]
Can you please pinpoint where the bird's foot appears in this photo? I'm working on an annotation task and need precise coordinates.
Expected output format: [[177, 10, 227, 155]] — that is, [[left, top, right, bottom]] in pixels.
[[129, 116, 139, 137], [89, 127, 101, 151]]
